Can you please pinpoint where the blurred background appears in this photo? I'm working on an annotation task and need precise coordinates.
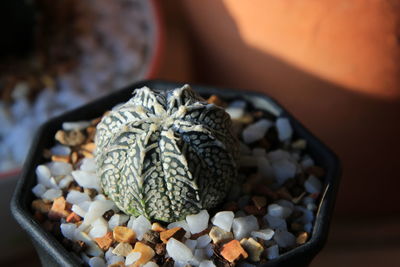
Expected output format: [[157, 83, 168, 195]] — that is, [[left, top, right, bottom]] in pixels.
[[1, 0, 400, 266]]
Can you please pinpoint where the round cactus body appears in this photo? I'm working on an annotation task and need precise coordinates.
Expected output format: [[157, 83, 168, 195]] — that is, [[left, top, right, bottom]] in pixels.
[[95, 85, 238, 222]]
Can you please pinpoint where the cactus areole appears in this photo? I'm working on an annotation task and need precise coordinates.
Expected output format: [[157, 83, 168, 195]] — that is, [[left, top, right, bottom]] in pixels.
[[95, 85, 238, 222]]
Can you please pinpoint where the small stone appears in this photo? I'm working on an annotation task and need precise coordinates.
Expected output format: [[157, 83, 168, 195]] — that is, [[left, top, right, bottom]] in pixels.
[[199, 260, 216, 267], [126, 251, 142, 266], [84, 200, 114, 224], [271, 159, 297, 185], [71, 170, 101, 192], [186, 210, 209, 234], [207, 95, 225, 107], [296, 232, 308, 245], [31, 184, 46, 198], [142, 231, 161, 247], [103, 209, 115, 221], [263, 214, 287, 230], [113, 226, 136, 243], [152, 222, 166, 232], [196, 235, 211, 249], [32, 199, 51, 214], [59, 175, 74, 189], [131, 242, 155, 267], [48, 161, 73, 176], [250, 229, 274, 241], [42, 188, 63, 201], [49, 197, 70, 220], [220, 240, 248, 263], [209, 226, 234, 245], [155, 243, 166, 256], [80, 157, 97, 172], [143, 262, 159, 267], [273, 230, 296, 248], [131, 215, 152, 240], [167, 220, 190, 238], [66, 190, 91, 205], [232, 215, 259, 240], [160, 227, 186, 243], [291, 139, 307, 150], [211, 211, 234, 232], [275, 118, 293, 141], [265, 245, 279, 260], [89, 217, 109, 238], [112, 242, 133, 257], [88, 256, 106, 267], [251, 196, 267, 210], [62, 121, 91, 131], [240, 238, 264, 262], [55, 129, 85, 146], [304, 175, 323, 194], [185, 239, 197, 252], [267, 203, 292, 219], [66, 212, 82, 223], [94, 232, 114, 251], [108, 214, 129, 230], [51, 155, 70, 163], [166, 238, 193, 262], [242, 119, 273, 144], [108, 262, 125, 267], [60, 223, 77, 240]]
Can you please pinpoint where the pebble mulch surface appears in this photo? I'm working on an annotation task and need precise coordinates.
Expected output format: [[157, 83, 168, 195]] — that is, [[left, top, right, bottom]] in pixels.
[[31, 95, 325, 267]]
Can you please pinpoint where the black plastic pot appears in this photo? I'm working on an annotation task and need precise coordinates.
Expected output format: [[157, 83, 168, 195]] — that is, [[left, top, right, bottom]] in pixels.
[[11, 80, 340, 267]]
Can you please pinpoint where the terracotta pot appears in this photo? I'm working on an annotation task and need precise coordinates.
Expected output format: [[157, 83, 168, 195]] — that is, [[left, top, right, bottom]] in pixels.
[[178, 0, 400, 216]]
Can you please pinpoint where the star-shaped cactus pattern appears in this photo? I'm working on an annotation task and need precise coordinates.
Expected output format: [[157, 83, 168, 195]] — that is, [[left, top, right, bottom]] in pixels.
[[95, 85, 238, 222]]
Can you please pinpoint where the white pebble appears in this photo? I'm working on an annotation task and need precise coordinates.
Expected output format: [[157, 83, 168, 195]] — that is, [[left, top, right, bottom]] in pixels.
[[72, 170, 101, 192], [300, 156, 314, 169], [84, 200, 114, 224], [205, 244, 214, 258], [62, 121, 91, 131], [108, 255, 124, 265], [48, 161, 73, 176], [304, 175, 323, 194], [89, 217, 108, 238], [105, 248, 114, 261], [267, 204, 292, 219], [194, 248, 207, 261], [251, 229, 275, 241], [80, 158, 97, 172], [199, 260, 216, 267], [32, 183, 46, 198], [61, 223, 77, 240], [232, 215, 259, 240], [166, 238, 194, 262], [226, 107, 245, 119], [127, 216, 136, 229], [273, 230, 296, 248], [143, 262, 159, 267], [271, 159, 297, 185], [211, 211, 234, 232], [263, 214, 287, 230], [89, 256, 106, 267], [268, 149, 292, 162], [186, 210, 209, 234], [265, 245, 279, 260], [125, 251, 141, 265], [276, 118, 293, 141], [242, 119, 273, 144], [196, 235, 211, 249], [66, 190, 91, 205], [72, 201, 91, 217], [108, 214, 130, 230], [50, 145, 71, 156], [185, 239, 197, 252], [131, 215, 151, 240], [42, 188, 62, 201], [59, 175, 74, 189], [36, 165, 58, 189]]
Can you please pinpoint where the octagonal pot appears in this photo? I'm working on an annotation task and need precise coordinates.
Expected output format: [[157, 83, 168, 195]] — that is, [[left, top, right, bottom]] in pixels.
[[11, 80, 340, 267]]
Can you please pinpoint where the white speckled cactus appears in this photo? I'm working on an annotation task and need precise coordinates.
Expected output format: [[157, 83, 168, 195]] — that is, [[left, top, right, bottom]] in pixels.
[[95, 85, 238, 222]]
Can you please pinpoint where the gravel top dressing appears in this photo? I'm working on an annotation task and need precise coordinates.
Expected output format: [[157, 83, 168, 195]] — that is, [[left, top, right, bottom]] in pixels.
[[30, 85, 325, 267]]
